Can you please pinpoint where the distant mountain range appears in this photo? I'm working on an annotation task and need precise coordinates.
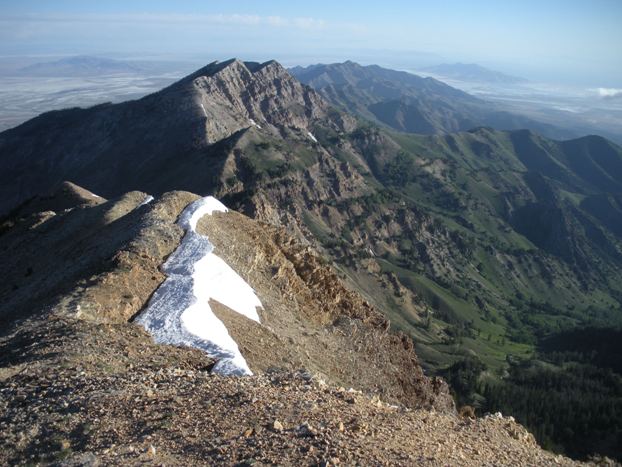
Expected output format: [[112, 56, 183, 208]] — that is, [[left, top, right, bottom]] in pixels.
[[17, 56, 142, 76], [423, 63, 528, 84], [15, 55, 193, 77], [290, 61, 570, 139]]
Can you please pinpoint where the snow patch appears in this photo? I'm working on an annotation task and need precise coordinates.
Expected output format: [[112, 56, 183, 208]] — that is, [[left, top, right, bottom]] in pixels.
[[136, 196, 262, 376], [249, 118, 262, 129], [307, 131, 318, 143], [178, 196, 227, 231], [200, 103, 208, 117], [139, 194, 154, 207], [194, 254, 261, 322]]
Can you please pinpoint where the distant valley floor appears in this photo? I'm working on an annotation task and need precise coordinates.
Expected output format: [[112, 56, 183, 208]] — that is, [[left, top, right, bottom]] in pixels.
[[0, 74, 182, 131]]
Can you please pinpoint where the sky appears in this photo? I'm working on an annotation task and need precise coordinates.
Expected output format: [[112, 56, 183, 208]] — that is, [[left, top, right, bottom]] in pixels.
[[1, 0, 621, 86]]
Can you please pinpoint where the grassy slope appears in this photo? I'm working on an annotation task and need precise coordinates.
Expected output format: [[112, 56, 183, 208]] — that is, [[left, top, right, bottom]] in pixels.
[[317, 126, 622, 372], [228, 120, 622, 375]]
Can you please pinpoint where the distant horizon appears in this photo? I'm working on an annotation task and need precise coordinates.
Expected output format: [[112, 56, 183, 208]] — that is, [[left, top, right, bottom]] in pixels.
[[2, 52, 622, 107], [1, 51, 621, 144], [1, 50, 619, 90], [1, 0, 621, 88]]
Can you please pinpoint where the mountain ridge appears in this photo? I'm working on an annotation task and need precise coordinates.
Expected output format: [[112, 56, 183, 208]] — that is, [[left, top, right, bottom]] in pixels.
[[290, 61, 573, 139], [1, 58, 622, 461], [2, 60, 621, 350], [0, 58, 349, 216]]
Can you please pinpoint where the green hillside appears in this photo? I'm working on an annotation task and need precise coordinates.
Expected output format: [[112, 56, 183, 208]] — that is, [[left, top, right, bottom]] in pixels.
[[223, 123, 622, 374]]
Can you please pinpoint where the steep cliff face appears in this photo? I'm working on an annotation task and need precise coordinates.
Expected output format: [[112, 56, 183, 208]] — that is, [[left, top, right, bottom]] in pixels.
[[196, 208, 451, 409], [182, 59, 347, 142]]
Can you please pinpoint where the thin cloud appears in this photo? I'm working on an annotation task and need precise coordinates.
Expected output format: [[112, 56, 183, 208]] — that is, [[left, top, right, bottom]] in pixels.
[[206, 14, 262, 26], [292, 17, 327, 30], [0, 12, 333, 31], [591, 87, 622, 99]]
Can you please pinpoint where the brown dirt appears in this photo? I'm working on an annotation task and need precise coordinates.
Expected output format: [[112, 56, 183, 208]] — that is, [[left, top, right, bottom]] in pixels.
[[0, 316, 585, 467], [199, 210, 452, 411], [0, 190, 197, 326]]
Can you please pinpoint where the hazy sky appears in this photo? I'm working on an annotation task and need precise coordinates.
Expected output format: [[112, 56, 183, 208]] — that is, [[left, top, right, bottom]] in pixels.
[[1, 0, 621, 85]]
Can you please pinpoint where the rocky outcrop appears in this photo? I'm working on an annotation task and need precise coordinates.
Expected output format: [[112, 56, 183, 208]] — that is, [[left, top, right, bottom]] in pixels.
[[198, 209, 453, 410], [0, 188, 195, 327], [0, 358, 580, 466], [182, 59, 349, 143]]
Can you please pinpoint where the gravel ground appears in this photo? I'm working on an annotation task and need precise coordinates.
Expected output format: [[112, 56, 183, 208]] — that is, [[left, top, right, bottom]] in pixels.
[[0, 316, 587, 466]]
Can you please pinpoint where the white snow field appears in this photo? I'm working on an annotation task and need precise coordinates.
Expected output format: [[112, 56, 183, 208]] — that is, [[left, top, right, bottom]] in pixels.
[[138, 194, 154, 207], [249, 118, 262, 129], [136, 196, 262, 376]]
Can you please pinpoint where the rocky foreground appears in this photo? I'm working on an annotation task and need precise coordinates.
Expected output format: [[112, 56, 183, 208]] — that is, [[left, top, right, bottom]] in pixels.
[[0, 315, 579, 466]]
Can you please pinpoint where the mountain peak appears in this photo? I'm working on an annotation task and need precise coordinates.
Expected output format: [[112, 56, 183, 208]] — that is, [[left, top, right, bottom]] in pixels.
[[568, 133, 611, 145], [0, 57, 352, 214], [180, 57, 338, 142], [55, 180, 104, 203], [177, 58, 248, 83], [246, 59, 279, 71], [3, 180, 105, 221], [183, 58, 290, 82]]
